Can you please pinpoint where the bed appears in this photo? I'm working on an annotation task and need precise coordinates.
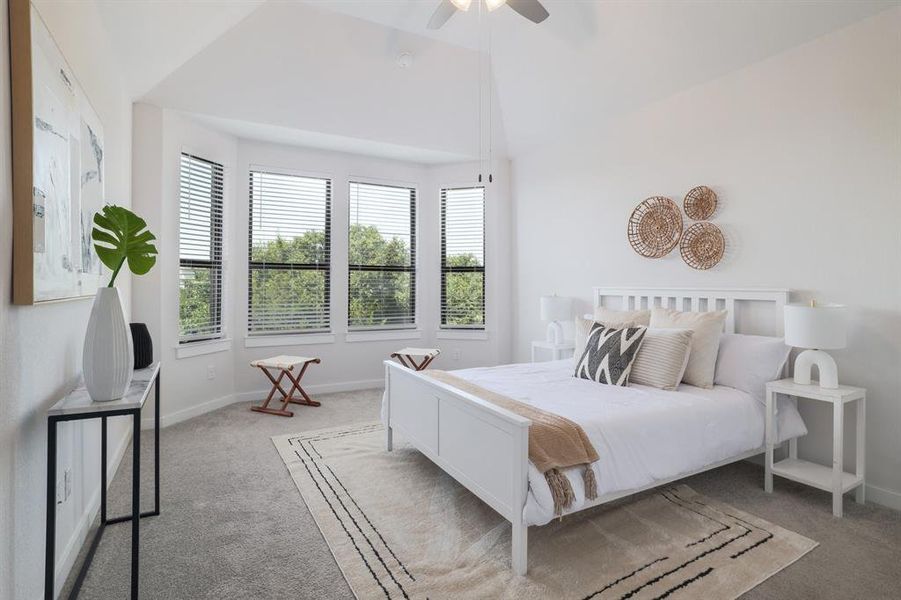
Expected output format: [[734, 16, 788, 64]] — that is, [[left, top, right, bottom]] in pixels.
[[382, 287, 803, 575]]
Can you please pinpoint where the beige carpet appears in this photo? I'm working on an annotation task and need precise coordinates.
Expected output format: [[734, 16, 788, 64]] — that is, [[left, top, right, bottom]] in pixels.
[[273, 423, 817, 600]]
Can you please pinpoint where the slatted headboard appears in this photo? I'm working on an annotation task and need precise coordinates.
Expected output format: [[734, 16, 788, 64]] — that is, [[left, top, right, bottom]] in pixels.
[[592, 287, 790, 335]]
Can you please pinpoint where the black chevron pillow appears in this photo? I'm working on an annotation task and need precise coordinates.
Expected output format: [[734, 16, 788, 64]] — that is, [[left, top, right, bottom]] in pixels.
[[574, 323, 647, 386]]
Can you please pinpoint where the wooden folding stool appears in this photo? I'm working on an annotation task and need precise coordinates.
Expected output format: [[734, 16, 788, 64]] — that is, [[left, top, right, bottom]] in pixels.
[[390, 347, 440, 371], [250, 355, 321, 417]]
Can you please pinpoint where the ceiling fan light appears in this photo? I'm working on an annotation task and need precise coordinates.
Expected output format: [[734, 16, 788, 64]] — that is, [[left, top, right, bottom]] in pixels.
[[485, 0, 507, 11], [450, 0, 472, 11]]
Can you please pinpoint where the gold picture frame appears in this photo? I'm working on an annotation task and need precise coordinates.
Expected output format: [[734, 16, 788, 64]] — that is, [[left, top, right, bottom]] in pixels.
[[9, 0, 106, 305]]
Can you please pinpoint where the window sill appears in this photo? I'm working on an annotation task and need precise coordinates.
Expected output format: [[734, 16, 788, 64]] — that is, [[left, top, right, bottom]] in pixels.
[[436, 329, 488, 341], [345, 329, 422, 343], [245, 333, 335, 348], [175, 338, 232, 359]]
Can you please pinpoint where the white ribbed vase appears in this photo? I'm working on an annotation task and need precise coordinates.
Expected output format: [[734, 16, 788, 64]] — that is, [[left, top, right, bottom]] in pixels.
[[83, 287, 134, 401]]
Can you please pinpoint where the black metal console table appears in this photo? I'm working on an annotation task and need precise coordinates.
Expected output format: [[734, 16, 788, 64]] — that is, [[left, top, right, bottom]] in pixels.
[[45, 363, 161, 599]]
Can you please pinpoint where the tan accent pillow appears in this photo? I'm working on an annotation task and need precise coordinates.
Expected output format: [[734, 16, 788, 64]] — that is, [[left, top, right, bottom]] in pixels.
[[574, 316, 593, 359], [593, 307, 651, 329], [576, 309, 651, 358], [649, 308, 728, 388], [629, 329, 694, 390]]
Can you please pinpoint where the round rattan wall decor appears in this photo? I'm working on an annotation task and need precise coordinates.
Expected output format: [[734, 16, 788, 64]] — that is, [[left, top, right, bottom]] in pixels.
[[683, 186, 718, 221], [627, 196, 683, 258], [680, 222, 725, 270]]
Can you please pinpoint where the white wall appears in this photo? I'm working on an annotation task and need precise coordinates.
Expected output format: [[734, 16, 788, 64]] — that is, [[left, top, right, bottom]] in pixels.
[[132, 106, 240, 425], [510, 10, 901, 507], [0, 1, 134, 598], [131, 108, 513, 425]]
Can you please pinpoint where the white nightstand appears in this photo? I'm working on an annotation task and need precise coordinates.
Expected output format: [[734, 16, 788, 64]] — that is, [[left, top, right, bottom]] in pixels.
[[765, 378, 866, 517], [531, 341, 575, 362]]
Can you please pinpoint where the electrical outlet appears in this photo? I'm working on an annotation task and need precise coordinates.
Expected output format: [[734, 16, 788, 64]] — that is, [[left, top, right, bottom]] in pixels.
[[64, 469, 72, 501], [452, 349, 462, 361], [207, 365, 216, 380]]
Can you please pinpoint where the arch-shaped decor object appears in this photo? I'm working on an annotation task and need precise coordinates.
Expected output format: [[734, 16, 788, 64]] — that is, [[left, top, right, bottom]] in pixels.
[[683, 186, 718, 221], [680, 222, 725, 270], [627, 196, 683, 258]]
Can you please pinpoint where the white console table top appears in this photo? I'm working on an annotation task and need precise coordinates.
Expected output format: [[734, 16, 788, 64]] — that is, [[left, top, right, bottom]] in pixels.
[[48, 362, 160, 418]]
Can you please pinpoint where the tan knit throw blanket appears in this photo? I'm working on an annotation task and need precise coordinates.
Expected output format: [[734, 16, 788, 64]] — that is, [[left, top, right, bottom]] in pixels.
[[423, 370, 599, 515]]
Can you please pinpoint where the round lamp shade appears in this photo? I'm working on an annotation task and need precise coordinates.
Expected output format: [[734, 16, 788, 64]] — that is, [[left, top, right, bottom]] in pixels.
[[784, 303, 846, 350], [540, 295, 572, 322]]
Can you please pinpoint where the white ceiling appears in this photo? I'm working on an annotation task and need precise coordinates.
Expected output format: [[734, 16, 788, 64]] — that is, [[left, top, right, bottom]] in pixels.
[[95, 0, 265, 98], [96, 0, 897, 161], [186, 113, 476, 165]]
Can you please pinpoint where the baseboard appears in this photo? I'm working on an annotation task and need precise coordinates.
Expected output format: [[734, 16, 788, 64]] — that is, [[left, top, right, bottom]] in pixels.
[[865, 482, 901, 511], [141, 392, 236, 430], [142, 378, 383, 430], [53, 424, 132, 598], [232, 377, 384, 403]]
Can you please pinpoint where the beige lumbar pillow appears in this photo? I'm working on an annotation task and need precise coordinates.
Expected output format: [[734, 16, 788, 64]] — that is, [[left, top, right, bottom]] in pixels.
[[649, 308, 728, 388], [630, 329, 694, 390], [593, 307, 651, 329]]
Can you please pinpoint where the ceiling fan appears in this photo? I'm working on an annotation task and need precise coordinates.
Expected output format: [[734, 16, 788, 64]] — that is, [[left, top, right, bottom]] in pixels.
[[427, 0, 549, 30]]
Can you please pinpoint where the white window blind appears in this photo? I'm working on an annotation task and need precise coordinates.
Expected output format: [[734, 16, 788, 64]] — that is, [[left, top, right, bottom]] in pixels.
[[248, 171, 331, 335], [179, 153, 224, 342], [348, 182, 416, 330], [441, 186, 485, 329]]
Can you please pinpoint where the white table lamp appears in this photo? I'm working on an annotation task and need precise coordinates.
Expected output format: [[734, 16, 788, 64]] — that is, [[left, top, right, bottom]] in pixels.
[[784, 301, 846, 389], [540, 295, 572, 345]]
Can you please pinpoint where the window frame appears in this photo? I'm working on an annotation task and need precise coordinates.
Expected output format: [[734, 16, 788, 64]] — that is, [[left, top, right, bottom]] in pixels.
[[440, 185, 486, 331], [178, 152, 225, 344], [246, 166, 333, 337], [347, 178, 418, 332]]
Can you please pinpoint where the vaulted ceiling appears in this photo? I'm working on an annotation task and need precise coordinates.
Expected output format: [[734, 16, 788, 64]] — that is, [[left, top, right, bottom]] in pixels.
[[96, 0, 896, 162]]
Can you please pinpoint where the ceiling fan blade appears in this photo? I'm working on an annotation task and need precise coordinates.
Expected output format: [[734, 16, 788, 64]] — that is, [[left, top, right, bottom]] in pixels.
[[427, 0, 458, 30], [507, 0, 549, 24]]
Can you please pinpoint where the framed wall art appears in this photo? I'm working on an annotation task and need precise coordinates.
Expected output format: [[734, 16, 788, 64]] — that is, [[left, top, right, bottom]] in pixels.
[[10, 0, 106, 304]]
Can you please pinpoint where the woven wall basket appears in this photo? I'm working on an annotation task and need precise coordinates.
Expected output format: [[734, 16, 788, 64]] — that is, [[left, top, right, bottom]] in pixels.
[[683, 186, 718, 221], [680, 222, 725, 270], [628, 196, 683, 258]]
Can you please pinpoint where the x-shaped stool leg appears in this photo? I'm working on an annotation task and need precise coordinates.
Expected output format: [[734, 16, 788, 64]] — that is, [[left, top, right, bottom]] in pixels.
[[251, 360, 321, 417]]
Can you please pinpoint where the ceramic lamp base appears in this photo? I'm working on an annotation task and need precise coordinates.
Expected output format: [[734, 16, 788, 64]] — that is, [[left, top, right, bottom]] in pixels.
[[793, 349, 839, 389], [545, 321, 564, 345]]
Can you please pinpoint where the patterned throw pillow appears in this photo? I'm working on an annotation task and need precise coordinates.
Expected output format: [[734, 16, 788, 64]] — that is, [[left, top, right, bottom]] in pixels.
[[574, 324, 647, 386]]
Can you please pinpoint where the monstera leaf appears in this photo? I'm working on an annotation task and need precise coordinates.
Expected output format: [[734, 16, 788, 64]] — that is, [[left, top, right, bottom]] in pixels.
[[91, 205, 158, 287]]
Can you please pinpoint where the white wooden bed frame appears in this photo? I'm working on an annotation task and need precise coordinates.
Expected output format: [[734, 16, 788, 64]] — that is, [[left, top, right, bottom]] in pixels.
[[383, 287, 790, 575]]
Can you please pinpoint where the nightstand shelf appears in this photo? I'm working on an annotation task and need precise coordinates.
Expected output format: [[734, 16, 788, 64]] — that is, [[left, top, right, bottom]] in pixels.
[[765, 377, 865, 518], [531, 340, 575, 362], [771, 458, 863, 494]]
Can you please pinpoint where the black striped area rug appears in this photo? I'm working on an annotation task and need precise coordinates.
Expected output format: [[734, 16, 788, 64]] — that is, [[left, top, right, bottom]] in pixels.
[[273, 423, 816, 600]]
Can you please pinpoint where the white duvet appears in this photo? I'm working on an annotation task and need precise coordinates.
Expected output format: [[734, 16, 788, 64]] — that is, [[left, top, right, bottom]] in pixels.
[[445, 359, 807, 526]]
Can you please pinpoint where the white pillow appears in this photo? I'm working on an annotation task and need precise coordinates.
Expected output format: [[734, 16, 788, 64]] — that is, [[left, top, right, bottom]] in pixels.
[[715, 333, 790, 403], [630, 329, 694, 390], [650, 308, 728, 389]]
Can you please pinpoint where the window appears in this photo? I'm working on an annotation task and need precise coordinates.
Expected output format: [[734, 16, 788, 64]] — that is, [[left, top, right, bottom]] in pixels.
[[248, 170, 331, 335], [348, 182, 416, 330], [179, 153, 224, 342], [441, 186, 485, 329]]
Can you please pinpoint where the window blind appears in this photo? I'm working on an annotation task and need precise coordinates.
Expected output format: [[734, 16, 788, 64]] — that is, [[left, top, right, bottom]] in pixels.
[[248, 171, 331, 335], [348, 182, 416, 330], [441, 186, 485, 329], [179, 153, 224, 342]]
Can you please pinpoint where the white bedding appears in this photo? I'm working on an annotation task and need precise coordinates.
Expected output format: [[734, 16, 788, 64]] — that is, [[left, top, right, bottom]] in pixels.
[[444, 359, 807, 526]]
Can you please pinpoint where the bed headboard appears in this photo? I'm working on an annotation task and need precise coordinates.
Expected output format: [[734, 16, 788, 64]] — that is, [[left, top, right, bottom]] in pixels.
[[592, 287, 790, 335]]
